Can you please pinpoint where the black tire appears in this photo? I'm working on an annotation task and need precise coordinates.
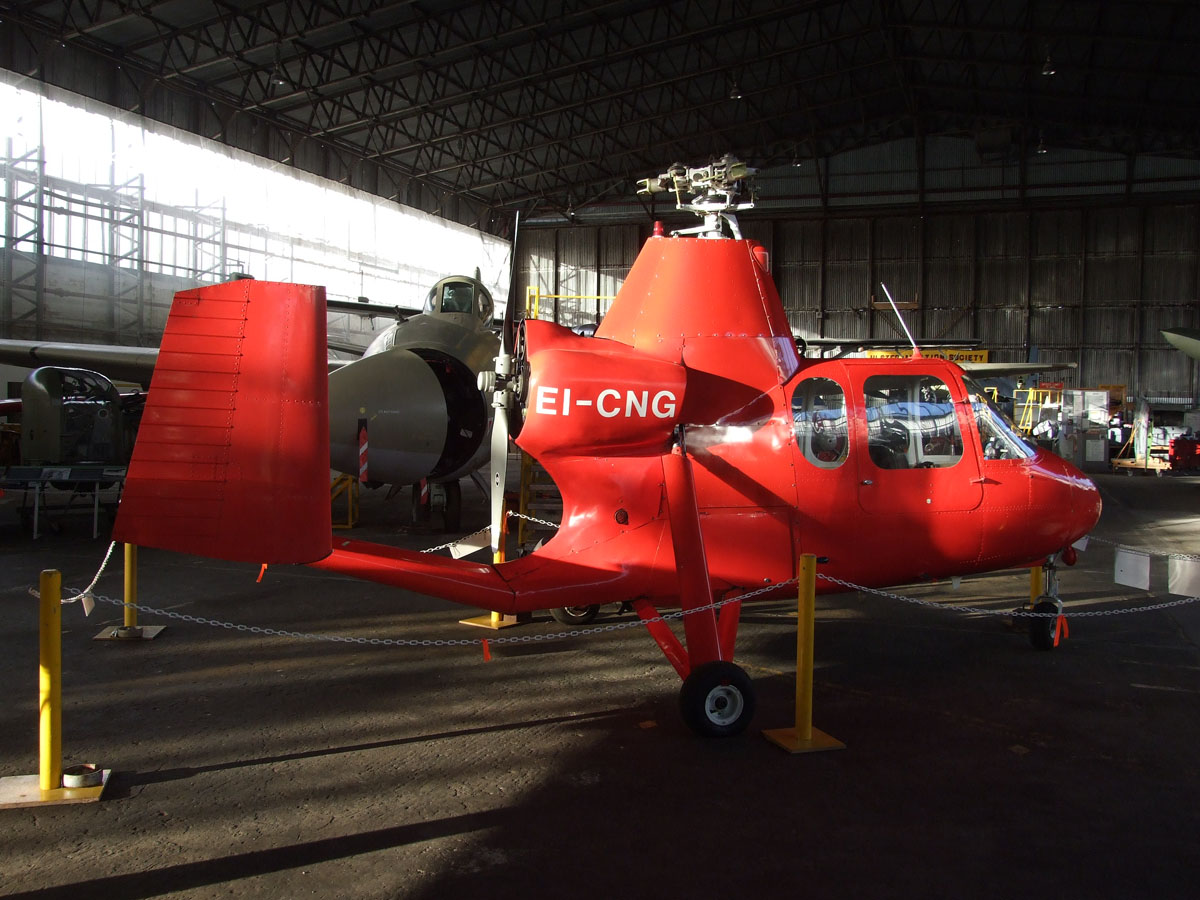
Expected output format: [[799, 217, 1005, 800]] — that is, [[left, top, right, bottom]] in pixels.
[[442, 480, 462, 532], [550, 605, 600, 625], [1029, 598, 1061, 651], [678, 660, 756, 737]]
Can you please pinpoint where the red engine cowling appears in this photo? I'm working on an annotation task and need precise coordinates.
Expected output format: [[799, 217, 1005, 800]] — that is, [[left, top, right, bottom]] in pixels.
[[517, 319, 687, 460]]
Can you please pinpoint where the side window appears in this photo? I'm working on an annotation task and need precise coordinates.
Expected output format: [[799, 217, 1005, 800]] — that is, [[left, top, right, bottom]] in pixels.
[[476, 289, 493, 321], [792, 377, 848, 468], [863, 375, 963, 470], [963, 377, 1035, 460]]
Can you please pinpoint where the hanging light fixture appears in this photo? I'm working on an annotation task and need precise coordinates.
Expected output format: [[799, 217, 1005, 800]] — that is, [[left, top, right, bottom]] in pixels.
[[1042, 54, 1056, 76], [271, 44, 289, 87], [729, 80, 743, 100]]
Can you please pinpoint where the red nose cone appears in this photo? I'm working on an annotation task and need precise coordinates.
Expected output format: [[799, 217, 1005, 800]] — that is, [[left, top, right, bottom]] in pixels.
[[1029, 449, 1103, 551]]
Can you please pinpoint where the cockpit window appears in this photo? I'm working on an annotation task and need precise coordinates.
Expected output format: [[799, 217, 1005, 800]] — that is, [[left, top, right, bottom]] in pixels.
[[863, 375, 963, 469], [963, 377, 1035, 460], [792, 377, 848, 468], [441, 283, 474, 313]]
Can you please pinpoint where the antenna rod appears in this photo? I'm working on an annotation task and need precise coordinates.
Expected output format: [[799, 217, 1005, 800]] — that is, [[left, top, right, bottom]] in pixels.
[[879, 282, 922, 359]]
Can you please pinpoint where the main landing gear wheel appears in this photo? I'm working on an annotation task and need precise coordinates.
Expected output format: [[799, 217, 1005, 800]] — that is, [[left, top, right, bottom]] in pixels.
[[550, 605, 600, 625], [1029, 597, 1061, 651], [678, 661, 756, 738]]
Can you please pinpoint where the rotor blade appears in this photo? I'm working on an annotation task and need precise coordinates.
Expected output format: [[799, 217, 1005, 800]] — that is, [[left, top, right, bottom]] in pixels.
[[487, 210, 522, 557], [501, 211, 520, 355], [490, 401, 509, 556], [958, 361, 1076, 377], [1162, 328, 1200, 361]]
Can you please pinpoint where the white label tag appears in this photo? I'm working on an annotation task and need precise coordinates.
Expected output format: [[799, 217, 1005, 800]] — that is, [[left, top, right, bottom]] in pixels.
[[1114, 549, 1151, 591], [1168, 556, 1200, 598], [449, 532, 491, 560]]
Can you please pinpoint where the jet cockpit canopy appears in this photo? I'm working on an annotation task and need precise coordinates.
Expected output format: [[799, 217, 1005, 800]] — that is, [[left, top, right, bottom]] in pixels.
[[423, 276, 494, 321]]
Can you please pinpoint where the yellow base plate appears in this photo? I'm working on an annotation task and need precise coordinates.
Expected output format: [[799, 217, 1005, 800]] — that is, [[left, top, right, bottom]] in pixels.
[[93, 625, 166, 641], [458, 614, 523, 630], [762, 726, 845, 754], [0, 769, 111, 809]]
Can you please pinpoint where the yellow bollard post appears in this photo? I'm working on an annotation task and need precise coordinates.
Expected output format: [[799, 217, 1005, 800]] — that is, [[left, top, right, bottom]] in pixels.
[[1029, 564, 1044, 607], [124, 543, 138, 629], [94, 543, 163, 640], [0, 571, 110, 807], [763, 554, 844, 754], [39, 569, 63, 793], [495, 499, 508, 566], [795, 554, 817, 742]]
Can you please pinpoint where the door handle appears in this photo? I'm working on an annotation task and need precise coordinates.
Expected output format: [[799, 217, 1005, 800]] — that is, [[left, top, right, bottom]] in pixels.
[[861, 479, 873, 485]]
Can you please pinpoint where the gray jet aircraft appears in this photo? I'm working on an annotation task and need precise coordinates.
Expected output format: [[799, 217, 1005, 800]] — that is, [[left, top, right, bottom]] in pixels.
[[0, 274, 501, 529]]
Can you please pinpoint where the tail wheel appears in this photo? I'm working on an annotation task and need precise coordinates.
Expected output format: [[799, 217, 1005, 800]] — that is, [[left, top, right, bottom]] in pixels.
[[1029, 597, 1062, 651], [550, 605, 600, 625], [678, 661, 756, 738]]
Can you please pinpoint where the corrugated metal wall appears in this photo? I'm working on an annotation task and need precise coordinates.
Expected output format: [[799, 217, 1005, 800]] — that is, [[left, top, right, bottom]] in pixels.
[[520, 200, 1199, 405], [517, 225, 644, 328]]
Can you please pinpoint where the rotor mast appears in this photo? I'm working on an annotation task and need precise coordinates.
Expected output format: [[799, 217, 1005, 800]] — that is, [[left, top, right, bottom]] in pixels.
[[637, 154, 757, 239]]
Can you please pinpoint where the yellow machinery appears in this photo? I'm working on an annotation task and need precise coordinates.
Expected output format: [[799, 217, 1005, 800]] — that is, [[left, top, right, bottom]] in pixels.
[[330, 473, 360, 529], [525, 286, 615, 323], [1013, 387, 1062, 435]]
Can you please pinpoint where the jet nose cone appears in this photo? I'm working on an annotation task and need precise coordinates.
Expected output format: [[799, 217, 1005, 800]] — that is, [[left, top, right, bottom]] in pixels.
[[1031, 449, 1103, 548]]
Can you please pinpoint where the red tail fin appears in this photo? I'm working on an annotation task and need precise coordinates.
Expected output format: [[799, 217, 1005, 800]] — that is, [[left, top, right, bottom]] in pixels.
[[113, 280, 331, 564]]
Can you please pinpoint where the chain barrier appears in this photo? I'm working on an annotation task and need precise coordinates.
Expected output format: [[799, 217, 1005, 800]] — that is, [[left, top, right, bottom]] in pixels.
[[417, 526, 489, 555], [38, 511, 1199, 649], [80, 576, 793, 648], [508, 511, 561, 531], [816, 574, 1200, 618], [411, 511, 558, 555]]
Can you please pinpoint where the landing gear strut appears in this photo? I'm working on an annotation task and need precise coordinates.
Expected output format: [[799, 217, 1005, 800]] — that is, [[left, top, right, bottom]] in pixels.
[[409, 480, 462, 532]]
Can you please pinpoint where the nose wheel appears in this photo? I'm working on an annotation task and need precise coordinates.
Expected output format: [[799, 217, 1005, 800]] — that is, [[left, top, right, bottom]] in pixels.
[[1029, 595, 1064, 651], [678, 661, 756, 737], [1027, 555, 1066, 651]]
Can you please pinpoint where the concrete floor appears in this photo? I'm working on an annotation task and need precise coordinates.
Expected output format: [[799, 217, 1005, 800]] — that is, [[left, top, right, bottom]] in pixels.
[[1, 474, 1198, 899]]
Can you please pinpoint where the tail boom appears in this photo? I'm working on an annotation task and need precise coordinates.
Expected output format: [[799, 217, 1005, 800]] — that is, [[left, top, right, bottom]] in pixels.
[[311, 539, 515, 612]]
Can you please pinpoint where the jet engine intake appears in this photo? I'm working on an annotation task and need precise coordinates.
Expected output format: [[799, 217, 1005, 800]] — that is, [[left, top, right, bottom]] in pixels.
[[328, 348, 487, 486], [416, 349, 489, 479]]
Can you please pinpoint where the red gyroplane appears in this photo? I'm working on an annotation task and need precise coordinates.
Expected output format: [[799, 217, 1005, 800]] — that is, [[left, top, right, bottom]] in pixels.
[[112, 160, 1101, 737]]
